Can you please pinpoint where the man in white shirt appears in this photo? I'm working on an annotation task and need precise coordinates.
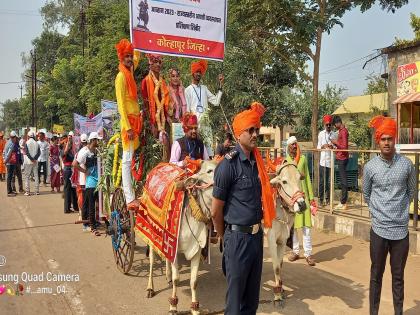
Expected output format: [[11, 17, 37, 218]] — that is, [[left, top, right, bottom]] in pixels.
[[317, 115, 333, 206], [73, 132, 102, 234], [72, 133, 88, 227], [169, 113, 209, 167], [184, 60, 224, 121], [23, 131, 41, 196], [37, 130, 49, 186], [184, 60, 224, 156]]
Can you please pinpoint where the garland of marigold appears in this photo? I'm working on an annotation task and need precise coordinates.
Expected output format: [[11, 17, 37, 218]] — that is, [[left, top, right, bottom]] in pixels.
[[115, 162, 122, 188], [107, 133, 120, 147], [151, 71, 165, 132], [112, 142, 120, 186]]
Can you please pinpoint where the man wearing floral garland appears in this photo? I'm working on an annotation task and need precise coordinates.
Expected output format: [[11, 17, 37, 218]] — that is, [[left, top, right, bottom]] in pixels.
[[115, 38, 141, 209], [141, 54, 173, 161]]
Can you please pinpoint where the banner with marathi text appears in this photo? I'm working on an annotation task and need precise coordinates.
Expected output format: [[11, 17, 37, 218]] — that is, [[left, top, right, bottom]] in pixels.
[[397, 61, 420, 97], [130, 0, 227, 61], [73, 113, 104, 137]]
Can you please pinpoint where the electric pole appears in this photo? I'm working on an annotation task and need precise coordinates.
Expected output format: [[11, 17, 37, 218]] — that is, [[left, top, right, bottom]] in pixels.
[[30, 49, 38, 128], [31, 49, 35, 127], [18, 85, 23, 99]]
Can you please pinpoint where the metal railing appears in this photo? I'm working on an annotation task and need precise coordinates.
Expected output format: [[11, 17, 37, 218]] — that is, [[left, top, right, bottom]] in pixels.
[[260, 147, 420, 231]]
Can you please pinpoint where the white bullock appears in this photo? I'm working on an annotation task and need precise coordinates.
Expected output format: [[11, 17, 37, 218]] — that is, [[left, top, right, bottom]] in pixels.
[[146, 160, 217, 315], [267, 161, 306, 307]]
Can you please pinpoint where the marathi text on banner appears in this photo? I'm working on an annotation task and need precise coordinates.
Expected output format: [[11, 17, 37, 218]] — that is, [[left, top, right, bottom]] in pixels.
[[130, 0, 227, 61], [73, 113, 104, 137], [397, 61, 420, 97]]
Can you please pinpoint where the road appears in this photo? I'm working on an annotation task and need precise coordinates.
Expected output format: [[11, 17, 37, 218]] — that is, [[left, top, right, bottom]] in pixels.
[[0, 182, 419, 315]]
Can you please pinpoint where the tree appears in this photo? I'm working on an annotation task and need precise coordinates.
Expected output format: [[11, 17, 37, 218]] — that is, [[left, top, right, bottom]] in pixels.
[[44, 56, 86, 129], [364, 74, 388, 95], [1, 99, 31, 131], [394, 13, 420, 46], [229, 0, 408, 148], [287, 84, 344, 141]]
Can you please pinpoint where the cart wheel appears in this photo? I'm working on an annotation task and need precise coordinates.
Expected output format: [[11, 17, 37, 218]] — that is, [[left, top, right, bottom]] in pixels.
[[109, 188, 135, 274]]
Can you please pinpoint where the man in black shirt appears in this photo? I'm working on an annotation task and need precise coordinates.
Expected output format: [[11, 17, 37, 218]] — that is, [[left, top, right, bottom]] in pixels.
[[215, 132, 233, 157], [212, 102, 275, 315]]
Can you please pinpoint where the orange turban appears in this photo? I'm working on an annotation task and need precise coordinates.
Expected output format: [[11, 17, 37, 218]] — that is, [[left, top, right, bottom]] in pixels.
[[232, 102, 265, 138], [147, 54, 162, 65], [182, 112, 198, 132], [368, 115, 397, 144], [191, 60, 208, 76], [115, 39, 134, 61], [115, 39, 137, 101], [232, 102, 275, 228]]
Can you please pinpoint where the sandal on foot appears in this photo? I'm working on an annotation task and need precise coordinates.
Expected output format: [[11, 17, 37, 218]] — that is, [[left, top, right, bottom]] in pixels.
[[91, 229, 101, 236]]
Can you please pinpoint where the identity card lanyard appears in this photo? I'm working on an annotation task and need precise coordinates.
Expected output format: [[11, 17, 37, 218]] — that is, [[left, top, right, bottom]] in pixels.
[[193, 85, 204, 113]]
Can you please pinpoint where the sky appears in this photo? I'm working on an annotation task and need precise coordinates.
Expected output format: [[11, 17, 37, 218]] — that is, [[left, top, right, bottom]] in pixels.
[[0, 0, 419, 105]]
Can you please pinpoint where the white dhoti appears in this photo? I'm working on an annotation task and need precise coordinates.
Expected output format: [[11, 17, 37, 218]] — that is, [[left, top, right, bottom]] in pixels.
[[122, 143, 135, 204]]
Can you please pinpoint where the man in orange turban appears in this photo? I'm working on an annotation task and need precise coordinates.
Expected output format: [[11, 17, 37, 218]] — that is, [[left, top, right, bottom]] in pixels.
[[364, 115, 415, 315], [185, 60, 224, 157], [115, 38, 141, 208], [141, 54, 170, 133], [369, 115, 397, 145], [169, 112, 209, 168], [211, 102, 275, 314]]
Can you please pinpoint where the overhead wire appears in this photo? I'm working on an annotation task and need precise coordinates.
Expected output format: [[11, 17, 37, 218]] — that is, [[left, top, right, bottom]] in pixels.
[[0, 9, 41, 16], [319, 53, 375, 75], [0, 81, 25, 85]]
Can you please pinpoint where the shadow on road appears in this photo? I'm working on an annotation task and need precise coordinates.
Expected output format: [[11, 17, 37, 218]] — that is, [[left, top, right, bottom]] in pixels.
[[405, 300, 420, 315], [260, 258, 365, 314], [313, 244, 352, 262], [117, 241, 366, 314]]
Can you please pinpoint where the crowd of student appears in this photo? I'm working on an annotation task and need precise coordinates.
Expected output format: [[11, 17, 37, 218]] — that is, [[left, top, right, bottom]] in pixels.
[[0, 129, 103, 236]]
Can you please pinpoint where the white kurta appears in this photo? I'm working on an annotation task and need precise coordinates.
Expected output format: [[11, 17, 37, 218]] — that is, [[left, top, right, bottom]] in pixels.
[[184, 84, 222, 122], [185, 83, 222, 156]]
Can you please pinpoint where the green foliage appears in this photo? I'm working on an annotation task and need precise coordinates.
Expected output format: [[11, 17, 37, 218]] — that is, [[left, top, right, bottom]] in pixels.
[[289, 84, 344, 140], [1, 99, 26, 131], [394, 13, 420, 46], [1, 0, 409, 137], [44, 55, 86, 129], [364, 74, 388, 95], [348, 115, 372, 150], [228, 0, 408, 146]]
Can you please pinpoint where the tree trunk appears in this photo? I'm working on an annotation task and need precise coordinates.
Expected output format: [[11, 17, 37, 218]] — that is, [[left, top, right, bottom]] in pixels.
[[311, 0, 325, 197]]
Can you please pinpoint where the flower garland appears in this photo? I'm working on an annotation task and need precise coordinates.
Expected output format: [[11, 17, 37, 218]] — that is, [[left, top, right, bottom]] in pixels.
[[108, 134, 122, 188], [107, 133, 120, 147], [150, 71, 166, 132], [115, 162, 122, 188]]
